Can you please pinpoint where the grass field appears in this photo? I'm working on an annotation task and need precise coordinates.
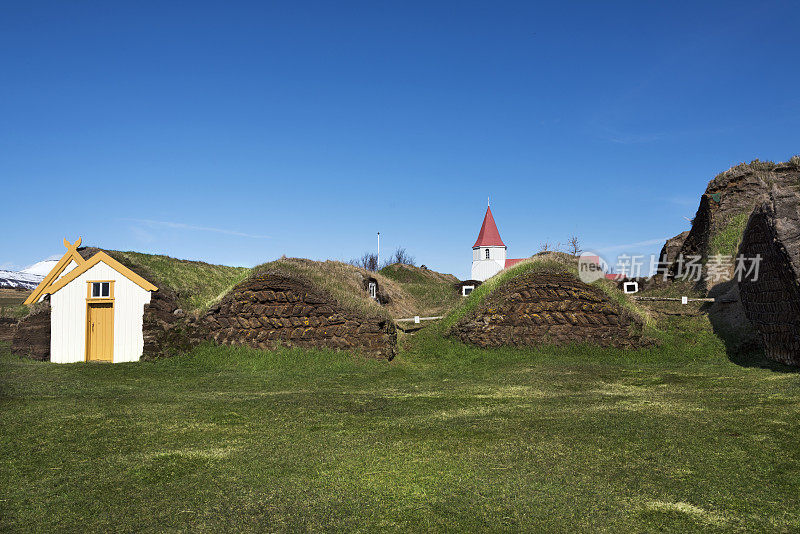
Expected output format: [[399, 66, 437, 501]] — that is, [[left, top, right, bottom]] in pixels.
[[1, 318, 799, 532]]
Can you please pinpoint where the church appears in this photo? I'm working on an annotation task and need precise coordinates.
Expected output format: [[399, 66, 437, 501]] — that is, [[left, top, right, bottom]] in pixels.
[[471, 204, 525, 281]]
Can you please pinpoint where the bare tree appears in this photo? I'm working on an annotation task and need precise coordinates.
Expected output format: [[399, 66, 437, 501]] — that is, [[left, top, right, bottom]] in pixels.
[[538, 241, 552, 253], [567, 235, 582, 256], [391, 247, 415, 266], [350, 252, 379, 271], [378, 247, 417, 268]]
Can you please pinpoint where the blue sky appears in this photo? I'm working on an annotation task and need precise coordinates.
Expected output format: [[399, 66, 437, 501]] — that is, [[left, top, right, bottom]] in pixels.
[[2, 1, 798, 279]]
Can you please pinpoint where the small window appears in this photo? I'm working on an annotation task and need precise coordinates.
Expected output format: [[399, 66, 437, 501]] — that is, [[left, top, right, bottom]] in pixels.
[[368, 282, 377, 300], [462, 285, 475, 296], [91, 282, 110, 298], [485, 249, 490, 259]]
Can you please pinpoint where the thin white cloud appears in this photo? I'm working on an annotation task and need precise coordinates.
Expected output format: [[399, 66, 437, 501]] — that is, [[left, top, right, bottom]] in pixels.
[[121, 218, 270, 239], [128, 225, 155, 244]]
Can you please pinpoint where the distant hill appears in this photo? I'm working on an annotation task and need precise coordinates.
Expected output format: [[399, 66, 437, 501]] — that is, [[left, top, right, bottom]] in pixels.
[[0, 259, 58, 290], [20, 260, 58, 277], [0, 270, 44, 290], [0, 260, 54, 319]]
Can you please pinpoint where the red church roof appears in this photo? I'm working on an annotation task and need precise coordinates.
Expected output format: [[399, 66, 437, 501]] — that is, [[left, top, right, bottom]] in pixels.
[[504, 258, 524, 268], [473, 205, 506, 248]]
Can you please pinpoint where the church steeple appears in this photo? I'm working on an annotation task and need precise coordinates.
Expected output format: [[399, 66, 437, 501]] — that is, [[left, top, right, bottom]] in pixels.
[[472, 204, 506, 248], [470, 203, 508, 282]]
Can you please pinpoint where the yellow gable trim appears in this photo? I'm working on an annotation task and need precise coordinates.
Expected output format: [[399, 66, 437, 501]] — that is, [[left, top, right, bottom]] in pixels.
[[48, 251, 158, 295], [23, 237, 87, 305]]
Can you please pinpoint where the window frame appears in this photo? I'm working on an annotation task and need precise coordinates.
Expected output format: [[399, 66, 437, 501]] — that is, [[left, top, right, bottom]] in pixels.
[[368, 281, 377, 299], [485, 248, 490, 259], [86, 280, 115, 301], [623, 281, 639, 294]]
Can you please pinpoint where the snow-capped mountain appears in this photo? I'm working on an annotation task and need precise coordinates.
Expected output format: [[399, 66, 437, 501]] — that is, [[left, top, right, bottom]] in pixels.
[[20, 260, 58, 277], [0, 259, 54, 290], [0, 270, 44, 290]]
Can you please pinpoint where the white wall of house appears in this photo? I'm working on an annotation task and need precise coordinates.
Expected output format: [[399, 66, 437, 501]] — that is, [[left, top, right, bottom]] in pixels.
[[471, 246, 507, 281], [50, 262, 151, 363]]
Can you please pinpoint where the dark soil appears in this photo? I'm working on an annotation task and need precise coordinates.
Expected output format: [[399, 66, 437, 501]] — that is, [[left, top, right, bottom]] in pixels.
[[11, 305, 50, 361], [0, 317, 17, 343]]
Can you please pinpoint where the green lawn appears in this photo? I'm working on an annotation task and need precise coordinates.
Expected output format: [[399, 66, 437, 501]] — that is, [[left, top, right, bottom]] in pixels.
[[1, 319, 799, 532]]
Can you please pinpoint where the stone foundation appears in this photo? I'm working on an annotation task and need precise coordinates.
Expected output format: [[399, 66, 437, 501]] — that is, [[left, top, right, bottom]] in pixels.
[[141, 286, 195, 360]]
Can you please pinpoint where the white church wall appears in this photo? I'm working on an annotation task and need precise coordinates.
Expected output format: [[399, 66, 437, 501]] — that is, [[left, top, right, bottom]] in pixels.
[[471, 259, 504, 281], [471, 246, 507, 281], [473, 246, 506, 262]]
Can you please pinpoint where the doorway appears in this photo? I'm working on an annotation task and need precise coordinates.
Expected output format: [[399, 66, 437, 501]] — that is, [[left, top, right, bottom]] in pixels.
[[86, 303, 113, 362]]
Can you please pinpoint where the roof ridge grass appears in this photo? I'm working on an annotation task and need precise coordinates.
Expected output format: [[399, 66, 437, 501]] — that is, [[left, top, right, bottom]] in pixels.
[[250, 257, 396, 321], [378, 263, 462, 317], [78, 247, 251, 312], [379, 263, 458, 285]]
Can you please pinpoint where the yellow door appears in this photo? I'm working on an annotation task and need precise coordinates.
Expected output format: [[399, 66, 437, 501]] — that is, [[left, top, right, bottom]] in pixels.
[[87, 303, 114, 362]]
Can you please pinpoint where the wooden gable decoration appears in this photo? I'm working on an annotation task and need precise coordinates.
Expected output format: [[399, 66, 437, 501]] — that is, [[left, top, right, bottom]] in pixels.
[[24, 238, 157, 305]]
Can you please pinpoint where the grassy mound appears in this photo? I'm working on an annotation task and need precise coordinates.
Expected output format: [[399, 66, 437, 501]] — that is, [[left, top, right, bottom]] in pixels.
[[78, 247, 251, 312], [379, 263, 461, 317], [249, 257, 418, 320], [441, 252, 652, 336]]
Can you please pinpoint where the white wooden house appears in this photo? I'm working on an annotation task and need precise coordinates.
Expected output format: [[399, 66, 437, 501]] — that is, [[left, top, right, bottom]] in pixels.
[[24, 238, 158, 363]]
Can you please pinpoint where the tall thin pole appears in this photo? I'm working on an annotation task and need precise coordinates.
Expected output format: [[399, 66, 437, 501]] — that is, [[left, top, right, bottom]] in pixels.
[[377, 232, 380, 267]]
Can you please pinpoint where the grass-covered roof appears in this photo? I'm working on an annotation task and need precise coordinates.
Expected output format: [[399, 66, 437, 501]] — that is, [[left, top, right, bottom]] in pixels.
[[78, 247, 251, 312], [249, 257, 419, 321], [441, 252, 652, 334]]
